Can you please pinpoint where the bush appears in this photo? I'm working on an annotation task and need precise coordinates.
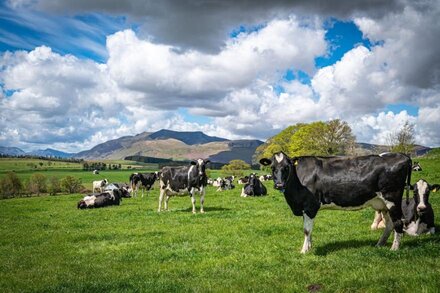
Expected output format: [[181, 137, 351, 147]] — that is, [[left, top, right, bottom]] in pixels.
[[60, 176, 82, 194], [48, 176, 61, 195], [221, 160, 251, 176], [0, 172, 23, 199], [28, 173, 47, 195]]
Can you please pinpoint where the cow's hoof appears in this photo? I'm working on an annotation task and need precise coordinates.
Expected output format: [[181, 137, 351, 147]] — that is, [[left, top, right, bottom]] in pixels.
[[200, 210, 205, 214]]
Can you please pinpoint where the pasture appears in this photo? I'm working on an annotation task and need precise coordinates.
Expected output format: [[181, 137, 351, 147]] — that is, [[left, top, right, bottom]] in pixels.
[[1, 156, 440, 292]]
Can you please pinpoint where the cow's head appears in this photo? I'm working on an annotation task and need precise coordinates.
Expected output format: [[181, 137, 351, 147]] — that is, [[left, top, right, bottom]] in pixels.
[[412, 179, 440, 214], [260, 152, 293, 191], [191, 159, 210, 178]]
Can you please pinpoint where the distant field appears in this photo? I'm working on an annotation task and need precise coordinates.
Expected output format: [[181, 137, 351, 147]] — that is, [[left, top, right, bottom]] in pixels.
[[0, 156, 440, 292]]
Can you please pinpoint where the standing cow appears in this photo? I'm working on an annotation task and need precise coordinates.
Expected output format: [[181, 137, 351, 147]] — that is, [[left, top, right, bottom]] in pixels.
[[92, 179, 108, 193], [158, 159, 210, 213], [129, 172, 159, 197], [260, 152, 411, 253]]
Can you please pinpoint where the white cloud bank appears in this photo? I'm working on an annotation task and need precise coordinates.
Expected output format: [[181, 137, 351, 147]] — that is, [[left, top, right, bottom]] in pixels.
[[1, 1, 440, 151]]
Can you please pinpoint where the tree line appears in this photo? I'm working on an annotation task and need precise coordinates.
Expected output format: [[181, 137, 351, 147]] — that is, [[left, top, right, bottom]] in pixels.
[[0, 172, 84, 199]]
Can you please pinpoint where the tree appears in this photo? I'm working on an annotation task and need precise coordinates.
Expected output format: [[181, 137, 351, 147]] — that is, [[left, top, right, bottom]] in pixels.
[[390, 121, 415, 155], [257, 120, 356, 159], [60, 176, 82, 194], [28, 173, 47, 195], [221, 159, 251, 176], [0, 172, 22, 198], [48, 176, 61, 195]]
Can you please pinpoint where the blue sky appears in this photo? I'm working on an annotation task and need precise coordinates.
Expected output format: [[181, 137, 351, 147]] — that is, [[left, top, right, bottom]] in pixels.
[[1, 0, 439, 151]]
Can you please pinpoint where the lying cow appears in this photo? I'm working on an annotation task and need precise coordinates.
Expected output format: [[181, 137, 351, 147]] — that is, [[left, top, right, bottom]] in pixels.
[[371, 179, 439, 235], [238, 176, 249, 185], [412, 161, 422, 172], [103, 183, 131, 198], [129, 172, 159, 197], [77, 188, 124, 209], [159, 159, 210, 213], [260, 151, 411, 253], [241, 174, 267, 197], [92, 179, 108, 193], [216, 177, 235, 191]]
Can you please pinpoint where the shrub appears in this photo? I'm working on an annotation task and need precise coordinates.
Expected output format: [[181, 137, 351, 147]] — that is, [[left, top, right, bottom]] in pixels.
[[0, 172, 22, 199], [28, 173, 47, 195], [60, 176, 82, 194], [48, 176, 61, 195]]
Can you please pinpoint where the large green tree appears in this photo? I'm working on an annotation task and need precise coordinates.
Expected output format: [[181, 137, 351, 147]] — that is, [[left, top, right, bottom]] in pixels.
[[257, 119, 356, 159]]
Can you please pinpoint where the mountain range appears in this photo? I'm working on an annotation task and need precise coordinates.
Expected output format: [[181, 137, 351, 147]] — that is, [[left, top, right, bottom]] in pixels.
[[0, 129, 432, 163]]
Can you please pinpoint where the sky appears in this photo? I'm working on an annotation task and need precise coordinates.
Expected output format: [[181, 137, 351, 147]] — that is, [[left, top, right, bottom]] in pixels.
[[0, 0, 439, 152]]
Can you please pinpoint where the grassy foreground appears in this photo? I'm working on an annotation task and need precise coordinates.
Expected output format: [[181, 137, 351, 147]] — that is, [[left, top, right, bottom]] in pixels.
[[1, 157, 440, 292]]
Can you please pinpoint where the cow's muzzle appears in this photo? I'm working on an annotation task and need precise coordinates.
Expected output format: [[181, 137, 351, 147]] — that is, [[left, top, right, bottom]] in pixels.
[[274, 182, 285, 190]]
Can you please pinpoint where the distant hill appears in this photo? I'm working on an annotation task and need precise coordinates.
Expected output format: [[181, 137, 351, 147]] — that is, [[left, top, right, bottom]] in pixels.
[[74, 129, 264, 164], [149, 129, 227, 145], [27, 148, 75, 158], [0, 146, 26, 156]]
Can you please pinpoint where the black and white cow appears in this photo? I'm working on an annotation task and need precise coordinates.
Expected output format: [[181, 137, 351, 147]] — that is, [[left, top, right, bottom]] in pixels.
[[129, 172, 159, 197], [371, 179, 439, 235], [412, 161, 422, 172], [158, 159, 210, 213], [77, 188, 123, 209], [216, 177, 235, 191], [103, 182, 131, 198], [241, 173, 267, 197], [260, 152, 412, 253], [238, 176, 249, 185]]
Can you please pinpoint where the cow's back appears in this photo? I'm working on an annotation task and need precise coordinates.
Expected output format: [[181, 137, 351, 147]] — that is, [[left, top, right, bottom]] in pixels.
[[160, 166, 191, 191]]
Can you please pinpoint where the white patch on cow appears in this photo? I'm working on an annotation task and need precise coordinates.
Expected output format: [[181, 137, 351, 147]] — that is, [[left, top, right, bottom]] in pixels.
[[83, 195, 96, 207], [379, 152, 390, 157], [416, 180, 428, 211], [240, 187, 247, 197], [301, 213, 314, 254], [188, 165, 195, 182], [275, 153, 284, 163], [391, 232, 402, 251]]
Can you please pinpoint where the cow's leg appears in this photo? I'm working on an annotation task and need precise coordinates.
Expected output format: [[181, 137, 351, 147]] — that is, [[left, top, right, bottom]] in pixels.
[[158, 189, 164, 212], [376, 211, 394, 246], [371, 211, 384, 230], [301, 213, 314, 254], [165, 195, 170, 211], [200, 187, 205, 214], [189, 188, 197, 214]]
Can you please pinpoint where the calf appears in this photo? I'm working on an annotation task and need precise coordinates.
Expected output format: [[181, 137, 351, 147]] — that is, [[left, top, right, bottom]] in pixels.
[[129, 172, 159, 197], [241, 173, 267, 197], [77, 188, 123, 209], [159, 159, 210, 213], [92, 179, 108, 193], [412, 161, 422, 172], [260, 152, 411, 253], [372, 179, 439, 235]]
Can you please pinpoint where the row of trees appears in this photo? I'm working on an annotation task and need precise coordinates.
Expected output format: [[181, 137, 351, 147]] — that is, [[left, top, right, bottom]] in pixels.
[[0, 172, 83, 199], [82, 162, 122, 171]]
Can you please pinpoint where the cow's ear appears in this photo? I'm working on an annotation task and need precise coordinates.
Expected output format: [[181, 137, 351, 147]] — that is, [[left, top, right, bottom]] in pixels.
[[260, 158, 272, 166], [204, 159, 211, 164], [430, 184, 440, 192], [190, 161, 197, 165]]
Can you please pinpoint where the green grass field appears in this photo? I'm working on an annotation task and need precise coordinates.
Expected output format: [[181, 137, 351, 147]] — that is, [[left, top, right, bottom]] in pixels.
[[1, 157, 440, 292]]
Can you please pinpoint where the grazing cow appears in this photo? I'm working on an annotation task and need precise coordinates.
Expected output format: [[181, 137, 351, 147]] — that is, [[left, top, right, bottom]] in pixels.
[[77, 188, 123, 209], [260, 152, 411, 253], [92, 179, 108, 193], [158, 159, 210, 213], [129, 172, 159, 197], [241, 173, 267, 197], [372, 179, 439, 235], [103, 183, 131, 198], [259, 174, 272, 181], [238, 176, 249, 185], [412, 161, 422, 172]]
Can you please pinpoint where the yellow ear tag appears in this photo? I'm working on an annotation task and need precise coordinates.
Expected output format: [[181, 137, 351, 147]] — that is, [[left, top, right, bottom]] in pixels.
[[433, 188, 438, 193], [294, 161, 298, 166]]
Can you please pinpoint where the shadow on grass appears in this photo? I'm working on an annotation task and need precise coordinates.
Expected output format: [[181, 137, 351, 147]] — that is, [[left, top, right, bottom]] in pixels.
[[177, 206, 231, 213], [315, 233, 440, 255], [315, 239, 375, 256]]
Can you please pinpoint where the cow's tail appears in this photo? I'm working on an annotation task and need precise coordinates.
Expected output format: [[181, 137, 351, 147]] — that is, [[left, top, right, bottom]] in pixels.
[[405, 158, 412, 205]]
